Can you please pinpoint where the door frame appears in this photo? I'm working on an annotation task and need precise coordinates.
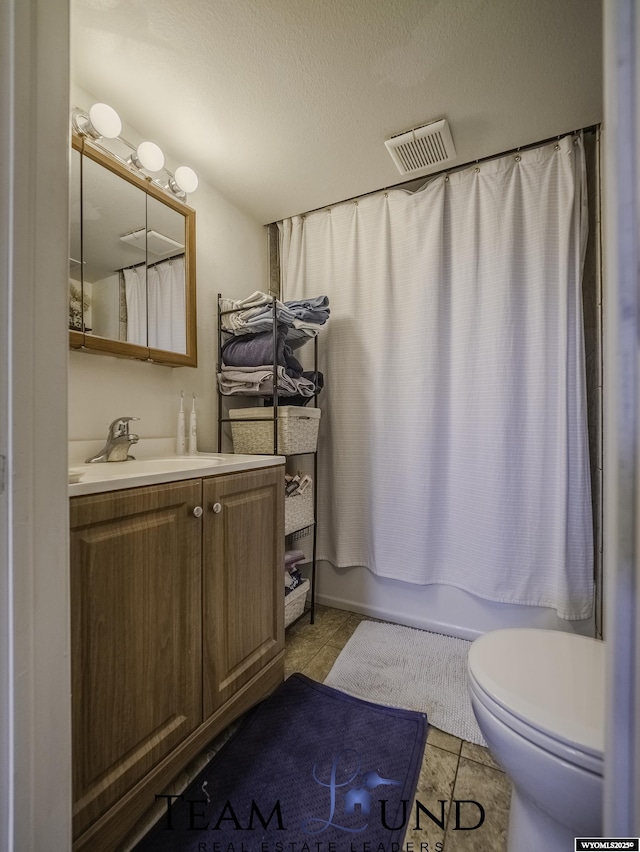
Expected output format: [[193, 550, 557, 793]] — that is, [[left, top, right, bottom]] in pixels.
[[0, 0, 72, 847], [603, 0, 640, 835]]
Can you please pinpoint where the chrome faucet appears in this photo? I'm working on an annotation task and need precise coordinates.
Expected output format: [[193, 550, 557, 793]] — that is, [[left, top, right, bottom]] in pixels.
[[85, 417, 140, 463]]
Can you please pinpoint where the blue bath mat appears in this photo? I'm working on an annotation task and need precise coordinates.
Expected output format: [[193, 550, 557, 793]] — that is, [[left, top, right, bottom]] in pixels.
[[132, 673, 427, 851]]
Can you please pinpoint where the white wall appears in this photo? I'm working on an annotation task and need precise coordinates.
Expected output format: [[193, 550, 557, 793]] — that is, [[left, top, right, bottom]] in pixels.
[[68, 85, 267, 451]]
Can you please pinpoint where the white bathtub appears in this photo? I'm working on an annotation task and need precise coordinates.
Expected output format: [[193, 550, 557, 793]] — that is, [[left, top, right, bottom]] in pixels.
[[315, 560, 595, 639]]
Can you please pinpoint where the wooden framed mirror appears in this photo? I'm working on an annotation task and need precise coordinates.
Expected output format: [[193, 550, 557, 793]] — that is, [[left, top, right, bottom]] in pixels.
[[69, 133, 197, 367]]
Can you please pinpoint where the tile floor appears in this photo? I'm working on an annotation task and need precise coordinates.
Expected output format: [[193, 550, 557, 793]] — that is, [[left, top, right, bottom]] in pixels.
[[124, 604, 512, 852], [286, 605, 512, 852]]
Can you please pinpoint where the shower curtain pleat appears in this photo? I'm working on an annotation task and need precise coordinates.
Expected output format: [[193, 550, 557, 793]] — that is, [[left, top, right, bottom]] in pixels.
[[279, 135, 593, 620]]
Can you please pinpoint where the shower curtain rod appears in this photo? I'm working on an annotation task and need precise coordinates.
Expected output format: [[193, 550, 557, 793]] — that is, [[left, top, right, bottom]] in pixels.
[[120, 252, 185, 272], [278, 124, 600, 222]]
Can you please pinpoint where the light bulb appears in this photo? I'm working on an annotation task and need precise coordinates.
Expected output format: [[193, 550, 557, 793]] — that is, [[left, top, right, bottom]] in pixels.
[[136, 141, 165, 172], [174, 165, 198, 194], [87, 103, 122, 139]]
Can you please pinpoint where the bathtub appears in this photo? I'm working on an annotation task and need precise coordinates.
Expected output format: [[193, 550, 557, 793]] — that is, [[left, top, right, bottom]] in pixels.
[[315, 560, 595, 639]]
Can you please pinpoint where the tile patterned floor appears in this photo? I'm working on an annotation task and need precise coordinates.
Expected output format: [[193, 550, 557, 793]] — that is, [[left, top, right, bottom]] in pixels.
[[124, 605, 511, 851], [286, 605, 512, 852]]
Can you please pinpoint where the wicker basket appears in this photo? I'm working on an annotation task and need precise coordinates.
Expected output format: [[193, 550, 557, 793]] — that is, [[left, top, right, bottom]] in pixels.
[[284, 579, 310, 627], [284, 487, 314, 536], [230, 406, 320, 455]]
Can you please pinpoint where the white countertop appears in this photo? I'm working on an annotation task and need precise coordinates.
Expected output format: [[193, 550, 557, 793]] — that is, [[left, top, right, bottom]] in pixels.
[[69, 452, 284, 497]]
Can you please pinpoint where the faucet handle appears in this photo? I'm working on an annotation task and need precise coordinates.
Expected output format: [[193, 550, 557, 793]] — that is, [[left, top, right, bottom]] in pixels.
[[108, 416, 140, 438]]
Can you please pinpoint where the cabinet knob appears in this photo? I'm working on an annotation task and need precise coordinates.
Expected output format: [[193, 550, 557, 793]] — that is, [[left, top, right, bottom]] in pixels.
[[192, 506, 203, 518], [212, 502, 222, 514]]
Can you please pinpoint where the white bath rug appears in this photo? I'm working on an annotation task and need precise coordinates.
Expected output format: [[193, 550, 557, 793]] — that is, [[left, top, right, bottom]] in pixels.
[[325, 620, 486, 746]]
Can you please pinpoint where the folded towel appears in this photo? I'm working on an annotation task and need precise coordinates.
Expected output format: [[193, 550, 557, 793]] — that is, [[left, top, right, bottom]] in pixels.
[[217, 365, 316, 397], [285, 296, 330, 311], [230, 291, 272, 310], [286, 324, 326, 348], [221, 327, 303, 375], [219, 292, 274, 331], [220, 291, 295, 334], [263, 371, 324, 405], [220, 291, 330, 339]]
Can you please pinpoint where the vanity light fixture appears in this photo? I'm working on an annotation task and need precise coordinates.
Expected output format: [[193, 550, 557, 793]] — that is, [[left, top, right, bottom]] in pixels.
[[71, 102, 198, 201]]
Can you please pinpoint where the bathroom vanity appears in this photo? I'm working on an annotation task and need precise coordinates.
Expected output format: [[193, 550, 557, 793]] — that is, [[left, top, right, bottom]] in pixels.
[[69, 454, 285, 851]]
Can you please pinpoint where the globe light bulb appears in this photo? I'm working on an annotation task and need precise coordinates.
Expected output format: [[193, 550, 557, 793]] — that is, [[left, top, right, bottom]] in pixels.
[[174, 165, 198, 194], [87, 103, 122, 139], [136, 141, 165, 172]]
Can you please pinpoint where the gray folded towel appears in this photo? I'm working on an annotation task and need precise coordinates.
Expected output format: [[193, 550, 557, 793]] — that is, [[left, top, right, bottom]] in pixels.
[[221, 327, 303, 375]]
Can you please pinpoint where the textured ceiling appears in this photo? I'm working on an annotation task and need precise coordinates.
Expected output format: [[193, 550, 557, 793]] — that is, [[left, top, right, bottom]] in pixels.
[[71, 0, 603, 224]]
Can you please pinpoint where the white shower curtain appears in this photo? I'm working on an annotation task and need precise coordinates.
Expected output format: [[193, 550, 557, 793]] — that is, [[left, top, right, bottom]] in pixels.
[[279, 134, 593, 620], [148, 256, 186, 353], [124, 256, 186, 353], [123, 266, 146, 345]]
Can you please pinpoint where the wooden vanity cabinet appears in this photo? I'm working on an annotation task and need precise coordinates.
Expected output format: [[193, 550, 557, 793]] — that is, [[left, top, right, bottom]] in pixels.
[[203, 470, 284, 716], [70, 465, 284, 852], [70, 480, 203, 838]]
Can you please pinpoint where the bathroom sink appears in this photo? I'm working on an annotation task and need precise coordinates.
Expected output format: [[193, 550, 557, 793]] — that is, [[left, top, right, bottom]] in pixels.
[[75, 456, 226, 479], [67, 452, 283, 495], [100, 457, 225, 474]]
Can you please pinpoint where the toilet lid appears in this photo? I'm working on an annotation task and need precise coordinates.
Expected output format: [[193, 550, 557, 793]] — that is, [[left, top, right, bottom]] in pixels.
[[468, 629, 605, 758]]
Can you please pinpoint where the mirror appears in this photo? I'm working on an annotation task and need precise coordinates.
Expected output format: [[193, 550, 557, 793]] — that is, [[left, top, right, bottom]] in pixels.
[[68, 147, 84, 345], [69, 133, 197, 367]]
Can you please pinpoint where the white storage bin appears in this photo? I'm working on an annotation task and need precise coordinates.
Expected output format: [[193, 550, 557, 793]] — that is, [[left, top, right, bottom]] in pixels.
[[285, 487, 314, 536], [230, 406, 320, 455], [284, 578, 310, 627]]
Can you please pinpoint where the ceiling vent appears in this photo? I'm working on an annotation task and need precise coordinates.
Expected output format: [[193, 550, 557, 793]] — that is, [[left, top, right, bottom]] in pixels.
[[120, 228, 184, 257], [385, 119, 456, 175]]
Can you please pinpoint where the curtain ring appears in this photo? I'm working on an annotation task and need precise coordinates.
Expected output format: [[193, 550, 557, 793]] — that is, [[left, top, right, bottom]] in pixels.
[[474, 166, 480, 173], [444, 175, 449, 183], [554, 144, 561, 151], [353, 200, 358, 206], [514, 155, 521, 162], [383, 192, 388, 198]]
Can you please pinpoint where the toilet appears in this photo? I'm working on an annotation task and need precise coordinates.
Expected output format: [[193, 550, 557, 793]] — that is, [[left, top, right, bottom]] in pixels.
[[467, 628, 604, 852]]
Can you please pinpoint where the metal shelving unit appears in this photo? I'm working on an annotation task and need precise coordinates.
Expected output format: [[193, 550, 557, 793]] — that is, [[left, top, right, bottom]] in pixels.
[[216, 294, 318, 625]]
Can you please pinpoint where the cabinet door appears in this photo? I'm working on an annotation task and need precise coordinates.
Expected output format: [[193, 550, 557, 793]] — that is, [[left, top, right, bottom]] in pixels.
[[203, 467, 284, 716], [70, 480, 202, 838]]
